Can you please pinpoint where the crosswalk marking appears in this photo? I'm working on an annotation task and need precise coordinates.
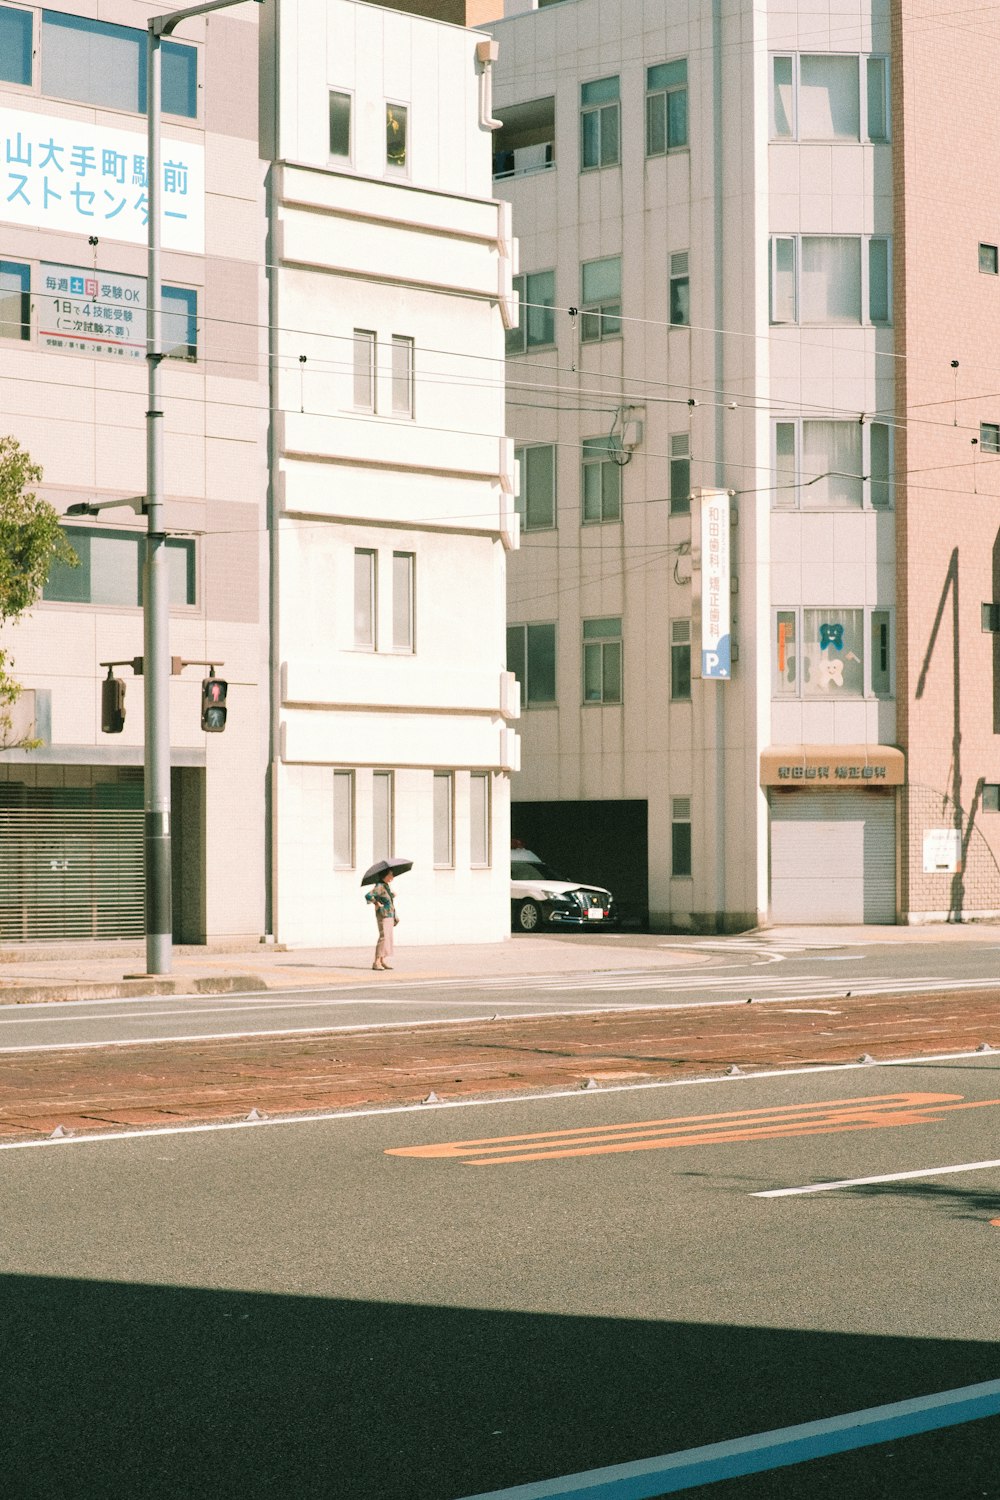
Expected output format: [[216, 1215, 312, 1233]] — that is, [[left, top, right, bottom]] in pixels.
[[408, 970, 989, 998]]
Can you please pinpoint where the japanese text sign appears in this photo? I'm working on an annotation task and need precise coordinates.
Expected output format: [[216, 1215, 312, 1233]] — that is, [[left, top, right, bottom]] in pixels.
[[1, 108, 204, 253], [700, 490, 731, 679], [38, 262, 146, 361]]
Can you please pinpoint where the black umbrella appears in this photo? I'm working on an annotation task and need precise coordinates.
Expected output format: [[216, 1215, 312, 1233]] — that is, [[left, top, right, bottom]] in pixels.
[[360, 857, 413, 886]]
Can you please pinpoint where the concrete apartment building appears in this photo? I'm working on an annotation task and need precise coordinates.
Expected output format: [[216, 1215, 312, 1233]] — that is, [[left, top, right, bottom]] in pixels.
[[260, 0, 520, 945], [0, 0, 268, 943], [490, 0, 1000, 928]]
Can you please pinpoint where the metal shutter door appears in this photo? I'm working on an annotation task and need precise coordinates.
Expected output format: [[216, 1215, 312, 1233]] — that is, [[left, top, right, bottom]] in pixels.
[[769, 790, 895, 925]]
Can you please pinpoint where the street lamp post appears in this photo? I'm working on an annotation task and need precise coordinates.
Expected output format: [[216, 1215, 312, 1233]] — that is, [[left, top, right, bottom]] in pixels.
[[144, 0, 261, 974]]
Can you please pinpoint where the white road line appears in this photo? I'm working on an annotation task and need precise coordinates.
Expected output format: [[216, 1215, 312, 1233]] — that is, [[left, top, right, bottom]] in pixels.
[[455, 1379, 1000, 1500], [0, 1048, 994, 1151], [754, 1158, 1000, 1198]]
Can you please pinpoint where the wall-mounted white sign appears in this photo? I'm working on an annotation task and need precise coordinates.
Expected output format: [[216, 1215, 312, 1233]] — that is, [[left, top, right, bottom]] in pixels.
[[923, 828, 961, 874], [0, 108, 204, 253], [700, 489, 731, 679]]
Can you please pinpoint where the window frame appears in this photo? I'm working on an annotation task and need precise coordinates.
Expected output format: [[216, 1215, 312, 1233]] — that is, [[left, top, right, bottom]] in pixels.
[[579, 256, 622, 344], [669, 432, 692, 516], [772, 605, 893, 699], [353, 547, 377, 650], [0, 259, 31, 342], [0, 3, 34, 89], [43, 525, 197, 609], [581, 437, 622, 525], [580, 75, 620, 171], [582, 616, 623, 705], [507, 621, 556, 707], [507, 269, 556, 356], [391, 550, 415, 653], [433, 771, 454, 869], [391, 334, 414, 418], [353, 328, 376, 412], [39, 9, 198, 121], [980, 243, 999, 277], [670, 617, 692, 701], [329, 89, 353, 162], [515, 443, 556, 532], [333, 769, 355, 869], [771, 417, 893, 511], [669, 251, 690, 327], [469, 771, 491, 867], [372, 769, 394, 864], [671, 796, 692, 878], [645, 58, 688, 156], [769, 234, 892, 326], [385, 100, 408, 173], [980, 422, 1000, 455], [769, 52, 890, 143]]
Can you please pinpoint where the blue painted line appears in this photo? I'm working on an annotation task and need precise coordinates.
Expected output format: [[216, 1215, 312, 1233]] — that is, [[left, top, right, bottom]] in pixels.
[[457, 1378, 1000, 1499]]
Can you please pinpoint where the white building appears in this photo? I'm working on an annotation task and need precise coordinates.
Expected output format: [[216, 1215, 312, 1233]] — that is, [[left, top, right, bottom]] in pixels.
[[490, 0, 904, 928], [0, 0, 269, 944], [260, 0, 520, 945]]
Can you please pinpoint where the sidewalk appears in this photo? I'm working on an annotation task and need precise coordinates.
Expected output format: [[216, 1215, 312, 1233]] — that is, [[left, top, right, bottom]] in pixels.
[[1, 922, 999, 1004]]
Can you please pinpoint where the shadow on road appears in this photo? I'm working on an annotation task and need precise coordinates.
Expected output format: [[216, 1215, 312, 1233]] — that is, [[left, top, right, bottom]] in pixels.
[[2, 1274, 999, 1498]]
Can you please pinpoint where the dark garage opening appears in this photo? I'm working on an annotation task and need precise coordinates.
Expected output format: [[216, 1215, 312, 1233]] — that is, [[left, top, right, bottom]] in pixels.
[[511, 799, 649, 928]]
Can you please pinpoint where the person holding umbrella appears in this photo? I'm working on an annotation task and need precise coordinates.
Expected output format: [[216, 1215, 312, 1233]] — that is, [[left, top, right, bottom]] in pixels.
[[361, 857, 412, 971]]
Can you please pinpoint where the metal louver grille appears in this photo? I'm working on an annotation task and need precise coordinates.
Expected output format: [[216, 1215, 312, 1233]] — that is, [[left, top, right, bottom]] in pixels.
[[0, 790, 145, 941]]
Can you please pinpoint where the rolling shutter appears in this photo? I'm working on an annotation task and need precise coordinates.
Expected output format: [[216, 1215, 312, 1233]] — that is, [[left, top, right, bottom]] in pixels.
[[769, 789, 895, 924]]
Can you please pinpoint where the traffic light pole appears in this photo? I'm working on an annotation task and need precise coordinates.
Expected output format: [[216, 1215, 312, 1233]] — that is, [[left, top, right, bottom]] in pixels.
[[144, 0, 261, 974]]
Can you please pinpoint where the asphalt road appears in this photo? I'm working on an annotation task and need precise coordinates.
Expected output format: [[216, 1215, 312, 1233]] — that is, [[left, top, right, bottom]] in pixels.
[[3, 935, 1000, 1051], [3, 1055, 999, 1498]]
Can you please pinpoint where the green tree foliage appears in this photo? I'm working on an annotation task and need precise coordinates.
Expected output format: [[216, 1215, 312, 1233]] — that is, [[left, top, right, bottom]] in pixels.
[[0, 435, 78, 747]]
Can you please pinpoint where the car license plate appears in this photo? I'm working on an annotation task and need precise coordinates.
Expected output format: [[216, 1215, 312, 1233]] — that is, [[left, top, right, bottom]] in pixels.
[[587, 908, 604, 919]]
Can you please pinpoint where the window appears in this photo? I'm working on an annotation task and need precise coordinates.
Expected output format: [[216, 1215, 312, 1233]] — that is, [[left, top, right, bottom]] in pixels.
[[984, 783, 1000, 812], [669, 252, 690, 327], [354, 548, 376, 649], [670, 619, 691, 700], [0, 4, 32, 86], [470, 772, 490, 867], [583, 616, 622, 704], [507, 269, 556, 355], [0, 260, 30, 341], [580, 76, 620, 169], [372, 770, 393, 862], [871, 609, 891, 696], [981, 423, 1000, 454], [391, 335, 414, 417], [492, 96, 555, 181], [980, 244, 999, 276], [507, 622, 556, 705], [353, 330, 375, 410], [580, 257, 621, 343], [771, 420, 893, 510], [515, 444, 556, 531], [582, 437, 622, 524], [386, 103, 407, 169], [770, 54, 888, 142], [773, 607, 888, 698], [433, 772, 454, 867], [769, 236, 891, 325], [329, 91, 351, 159], [982, 603, 1000, 633], [41, 12, 197, 117], [392, 552, 414, 652], [43, 528, 195, 607], [162, 286, 197, 361], [671, 797, 692, 877], [333, 770, 355, 868], [670, 434, 691, 515], [646, 59, 688, 154]]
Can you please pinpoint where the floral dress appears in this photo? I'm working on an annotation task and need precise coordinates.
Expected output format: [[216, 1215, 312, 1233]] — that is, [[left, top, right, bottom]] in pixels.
[[365, 881, 396, 920]]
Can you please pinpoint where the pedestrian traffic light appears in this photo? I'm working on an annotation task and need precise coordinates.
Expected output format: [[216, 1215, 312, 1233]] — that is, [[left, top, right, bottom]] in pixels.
[[101, 671, 126, 734], [201, 671, 228, 732]]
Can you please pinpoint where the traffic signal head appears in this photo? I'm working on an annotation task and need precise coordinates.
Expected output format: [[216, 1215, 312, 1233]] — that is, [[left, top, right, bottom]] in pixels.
[[101, 672, 126, 734], [201, 672, 228, 732]]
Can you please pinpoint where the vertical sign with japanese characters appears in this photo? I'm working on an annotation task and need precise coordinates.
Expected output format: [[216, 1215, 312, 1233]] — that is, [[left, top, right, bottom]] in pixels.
[[38, 263, 146, 360], [0, 109, 204, 253], [700, 490, 731, 679]]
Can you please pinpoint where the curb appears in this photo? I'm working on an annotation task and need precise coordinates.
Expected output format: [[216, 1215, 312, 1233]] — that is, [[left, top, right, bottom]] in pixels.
[[0, 974, 270, 1005]]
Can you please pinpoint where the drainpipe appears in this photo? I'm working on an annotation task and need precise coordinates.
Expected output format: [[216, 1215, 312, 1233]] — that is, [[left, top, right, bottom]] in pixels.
[[476, 38, 502, 131]]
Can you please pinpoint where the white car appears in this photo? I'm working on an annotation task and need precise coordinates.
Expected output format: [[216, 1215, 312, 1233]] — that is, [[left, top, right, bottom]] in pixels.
[[510, 849, 616, 932]]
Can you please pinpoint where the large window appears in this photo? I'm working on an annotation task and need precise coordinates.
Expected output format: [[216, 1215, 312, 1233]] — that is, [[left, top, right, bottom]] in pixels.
[[329, 91, 352, 160], [769, 235, 891, 325], [43, 528, 195, 607], [354, 548, 376, 649], [580, 257, 621, 343], [772, 419, 892, 510], [392, 551, 414, 652], [333, 770, 355, 869], [580, 76, 619, 169], [671, 797, 692, 877], [507, 269, 556, 355], [670, 618, 691, 700], [774, 607, 892, 698], [0, 4, 32, 86], [583, 616, 622, 704], [646, 59, 688, 155], [582, 437, 621, 524], [770, 53, 888, 142], [0, 260, 30, 341], [470, 772, 491, 867], [433, 772, 454, 868], [41, 11, 196, 117], [507, 622, 556, 706], [515, 444, 556, 531]]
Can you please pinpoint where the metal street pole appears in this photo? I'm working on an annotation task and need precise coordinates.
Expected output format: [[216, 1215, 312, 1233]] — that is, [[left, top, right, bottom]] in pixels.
[[144, 0, 262, 974]]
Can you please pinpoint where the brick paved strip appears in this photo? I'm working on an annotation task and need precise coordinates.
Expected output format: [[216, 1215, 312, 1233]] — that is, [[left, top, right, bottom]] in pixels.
[[0, 988, 998, 1141]]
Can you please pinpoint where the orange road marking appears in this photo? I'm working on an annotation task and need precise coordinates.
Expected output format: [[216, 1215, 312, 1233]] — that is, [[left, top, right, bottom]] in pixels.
[[385, 1092, 1000, 1166]]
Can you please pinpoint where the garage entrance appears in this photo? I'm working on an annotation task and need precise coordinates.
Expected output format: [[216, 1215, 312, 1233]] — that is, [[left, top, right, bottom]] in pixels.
[[511, 799, 649, 927], [769, 789, 896, 924]]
